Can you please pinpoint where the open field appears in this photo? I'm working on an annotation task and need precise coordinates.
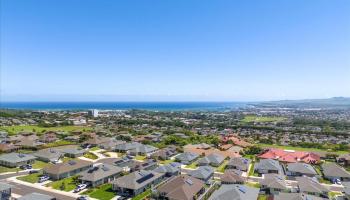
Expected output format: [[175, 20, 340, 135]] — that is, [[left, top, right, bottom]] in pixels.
[[0, 125, 91, 134], [257, 143, 349, 155], [241, 115, 286, 123]]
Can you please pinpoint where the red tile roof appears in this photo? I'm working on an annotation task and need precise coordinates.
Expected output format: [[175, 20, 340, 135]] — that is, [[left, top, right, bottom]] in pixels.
[[258, 148, 320, 164]]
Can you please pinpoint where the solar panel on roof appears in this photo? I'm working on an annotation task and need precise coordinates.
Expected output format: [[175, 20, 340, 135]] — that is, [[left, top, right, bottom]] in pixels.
[[238, 185, 246, 193], [136, 173, 154, 184], [185, 179, 193, 185]]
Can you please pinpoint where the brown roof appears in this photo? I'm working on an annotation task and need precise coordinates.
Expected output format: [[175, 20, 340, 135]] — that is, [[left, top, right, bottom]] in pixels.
[[184, 145, 241, 158], [157, 175, 204, 200], [44, 159, 93, 175], [220, 170, 246, 183]]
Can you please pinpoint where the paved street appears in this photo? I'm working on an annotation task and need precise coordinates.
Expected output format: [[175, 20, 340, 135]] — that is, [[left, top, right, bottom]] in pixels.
[[2, 179, 76, 200]]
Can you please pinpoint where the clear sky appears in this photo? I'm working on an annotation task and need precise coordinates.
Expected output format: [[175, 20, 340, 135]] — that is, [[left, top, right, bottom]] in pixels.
[[1, 0, 350, 101]]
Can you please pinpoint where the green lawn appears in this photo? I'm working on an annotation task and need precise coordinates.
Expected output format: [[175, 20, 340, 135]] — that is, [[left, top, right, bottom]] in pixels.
[[90, 146, 100, 151], [245, 182, 261, 188], [329, 191, 343, 198], [0, 166, 18, 174], [0, 125, 91, 135], [216, 160, 228, 173], [257, 194, 268, 200], [185, 162, 198, 169], [134, 155, 146, 161], [159, 159, 174, 165], [257, 143, 349, 155], [17, 172, 43, 183], [82, 184, 115, 200], [132, 189, 151, 200], [248, 162, 257, 176], [241, 115, 286, 123], [46, 176, 78, 192], [41, 140, 75, 148], [84, 152, 98, 160], [32, 160, 51, 169]]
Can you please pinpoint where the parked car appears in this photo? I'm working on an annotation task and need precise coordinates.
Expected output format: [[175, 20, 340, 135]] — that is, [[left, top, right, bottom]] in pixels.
[[334, 179, 342, 185], [29, 169, 39, 174], [74, 184, 87, 193], [117, 197, 127, 200], [20, 164, 32, 170], [38, 175, 50, 183], [77, 196, 89, 200]]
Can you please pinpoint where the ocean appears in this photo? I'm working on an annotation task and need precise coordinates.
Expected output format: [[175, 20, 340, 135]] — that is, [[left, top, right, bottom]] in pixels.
[[0, 102, 247, 111]]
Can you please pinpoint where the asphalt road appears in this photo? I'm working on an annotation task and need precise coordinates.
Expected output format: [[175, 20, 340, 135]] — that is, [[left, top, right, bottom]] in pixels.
[[2, 179, 77, 200]]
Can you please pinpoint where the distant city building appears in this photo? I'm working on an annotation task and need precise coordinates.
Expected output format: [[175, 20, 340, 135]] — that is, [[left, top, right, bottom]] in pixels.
[[89, 109, 99, 117]]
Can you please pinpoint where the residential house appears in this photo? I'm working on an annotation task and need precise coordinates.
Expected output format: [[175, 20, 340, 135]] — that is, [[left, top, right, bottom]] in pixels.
[[322, 163, 350, 182], [40, 132, 58, 143], [220, 169, 246, 184], [175, 152, 199, 165], [296, 177, 329, 198], [209, 184, 259, 200], [60, 148, 86, 158], [0, 143, 18, 153], [258, 148, 320, 164], [0, 182, 12, 200], [254, 159, 283, 175], [129, 145, 158, 156], [156, 175, 205, 200], [79, 164, 122, 187], [43, 159, 93, 180], [0, 153, 36, 168], [33, 149, 63, 163], [226, 157, 251, 172], [153, 162, 181, 177], [197, 153, 225, 167], [273, 193, 329, 200], [188, 166, 214, 183], [18, 192, 55, 200], [99, 140, 126, 151], [130, 159, 158, 172], [337, 154, 350, 167], [260, 174, 288, 194], [112, 170, 163, 197], [286, 163, 317, 177], [151, 146, 177, 160]]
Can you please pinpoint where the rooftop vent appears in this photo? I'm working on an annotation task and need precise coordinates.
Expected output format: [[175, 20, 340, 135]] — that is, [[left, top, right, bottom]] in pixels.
[[238, 185, 246, 193], [185, 179, 193, 185]]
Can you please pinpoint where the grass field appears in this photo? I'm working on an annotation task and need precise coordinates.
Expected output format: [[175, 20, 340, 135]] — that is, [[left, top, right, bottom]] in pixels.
[[0, 166, 18, 174], [32, 160, 52, 169], [159, 159, 174, 165], [132, 189, 151, 200], [241, 115, 286, 123], [216, 160, 228, 173], [134, 155, 146, 161], [47, 176, 78, 192], [185, 162, 198, 169], [0, 125, 91, 134], [82, 184, 115, 200], [257, 143, 349, 155], [17, 172, 43, 183], [84, 152, 98, 160]]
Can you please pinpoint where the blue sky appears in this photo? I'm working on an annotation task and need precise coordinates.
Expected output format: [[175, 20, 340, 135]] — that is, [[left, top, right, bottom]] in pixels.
[[1, 0, 349, 101]]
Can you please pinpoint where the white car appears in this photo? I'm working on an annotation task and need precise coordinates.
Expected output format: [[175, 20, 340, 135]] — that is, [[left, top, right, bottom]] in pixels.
[[74, 184, 87, 193], [38, 175, 50, 183]]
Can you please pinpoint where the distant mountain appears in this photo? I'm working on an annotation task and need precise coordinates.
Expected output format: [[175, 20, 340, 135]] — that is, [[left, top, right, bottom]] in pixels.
[[255, 97, 350, 108]]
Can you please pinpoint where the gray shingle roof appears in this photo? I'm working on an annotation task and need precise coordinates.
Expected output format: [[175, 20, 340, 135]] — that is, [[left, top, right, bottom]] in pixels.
[[33, 149, 62, 161], [198, 153, 225, 166], [79, 164, 122, 182], [296, 177, 329, 194], [0, 182, 12, 191], [273, 192, 329, 200], [0, 153, 36, 163], [153, 162, 181, 174], [227, 157, 251, 171], [112, 170, 162, 190], [260, 174, 287, 190], [189, 166, 214, 180], [255, 159, 283, 173], [209, 184, 259, 200], [287, 163, 317, 175], [175, 152, 199, 163], [322, 163, 350, 178]]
